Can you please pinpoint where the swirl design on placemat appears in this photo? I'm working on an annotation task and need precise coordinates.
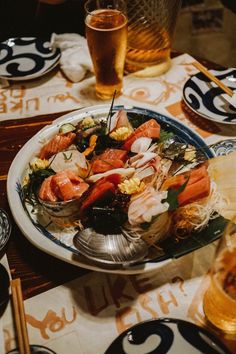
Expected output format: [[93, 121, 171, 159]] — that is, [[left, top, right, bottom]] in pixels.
[[0, 37, 60, 79], [105, 318, 231, 354], [183, 68, 236, 124]]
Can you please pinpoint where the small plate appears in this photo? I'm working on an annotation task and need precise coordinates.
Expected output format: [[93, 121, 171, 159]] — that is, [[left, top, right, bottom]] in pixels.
[[212, 139, 236, 156], [0, 209, 11, 254], [105, 318, 231, 354], [183, 68, 236, 124], [7, 345, 56, 354], [0, 37, 61, 80]]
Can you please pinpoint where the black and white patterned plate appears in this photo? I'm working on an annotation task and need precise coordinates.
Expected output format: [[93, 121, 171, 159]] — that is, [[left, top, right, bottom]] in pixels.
[[0, 208, 11, 253], [105, 318, 231, 354], [7, 345, 56, 354], [183, 68, 236, 124], [212, 139, 236, 156], [0, 37, 61, 80]]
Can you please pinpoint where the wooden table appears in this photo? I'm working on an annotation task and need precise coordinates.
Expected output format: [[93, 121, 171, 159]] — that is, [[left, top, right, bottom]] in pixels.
[[0, 54, 225, 300], [0, 113, 90, 300], [1, 55, 236, 354]]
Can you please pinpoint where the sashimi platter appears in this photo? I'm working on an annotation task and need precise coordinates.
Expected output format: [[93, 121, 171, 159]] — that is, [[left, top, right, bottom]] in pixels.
[[7, 105, 234, 274]]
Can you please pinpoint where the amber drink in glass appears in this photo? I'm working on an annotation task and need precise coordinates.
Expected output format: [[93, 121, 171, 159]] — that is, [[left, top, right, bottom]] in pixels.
[[85, 0, 127, 100], [125, 0, 181, 75], [203, 219, 236, 333]]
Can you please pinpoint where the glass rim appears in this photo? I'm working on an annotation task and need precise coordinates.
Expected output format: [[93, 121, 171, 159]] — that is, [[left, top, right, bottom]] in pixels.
[[84, 0, 126, 17]]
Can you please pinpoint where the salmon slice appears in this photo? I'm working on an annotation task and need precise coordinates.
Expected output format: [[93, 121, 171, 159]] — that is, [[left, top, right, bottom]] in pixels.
[[123, 119, 160, 151], [123, 128, 160, 151], [51, 171, 77, 201], [38, 176, 57, 202], [99, 148, 128, 162], [178, 175, 211, 206], [134, 119, 160, 134], [64, 169, 84, 183], [39, 169, 89, 202], [80, 174, 122, 216], [160, 163, 211, 206], [102, 173, 122, 186], [39, 132, 76, 160], [80, 181, 115, 215], [73, 183, 90, 199], [91, 159, 124, 174], [161, 164, 208, 191]]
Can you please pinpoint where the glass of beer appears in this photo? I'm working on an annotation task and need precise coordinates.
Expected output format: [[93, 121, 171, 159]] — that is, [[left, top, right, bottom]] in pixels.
[[203, 218, 236, 333], [85, 0, 127, 100], [125, 0, 182, 75]]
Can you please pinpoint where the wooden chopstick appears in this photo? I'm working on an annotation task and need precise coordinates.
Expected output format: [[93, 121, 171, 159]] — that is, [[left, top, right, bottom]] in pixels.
[[192, 61, 234, 97], [11, 279, 30, 354]]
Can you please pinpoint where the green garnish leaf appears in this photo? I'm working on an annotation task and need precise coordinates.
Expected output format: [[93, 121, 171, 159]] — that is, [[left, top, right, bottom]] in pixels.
[[23, 168, 55, 205], [159, 129, 174, 143], [164, 178, 189, 211], [63, 152, 72, 161]]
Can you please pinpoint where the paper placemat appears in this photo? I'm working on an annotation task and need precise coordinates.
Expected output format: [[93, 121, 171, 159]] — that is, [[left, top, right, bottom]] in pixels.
[[1, 53, 236, 145], [0, 54, 196, 121], [0, 54, 199, 122], [2, 244, 215, 354], [2, 243, 235, 354]]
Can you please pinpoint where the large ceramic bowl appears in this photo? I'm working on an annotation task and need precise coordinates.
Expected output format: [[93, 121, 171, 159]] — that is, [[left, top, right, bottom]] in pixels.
[[7, 105, 226, 274]]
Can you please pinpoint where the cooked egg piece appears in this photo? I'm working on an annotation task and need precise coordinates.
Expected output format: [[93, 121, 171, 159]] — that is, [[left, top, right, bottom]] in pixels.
[[109, 127, 133, 141], [118, 177, 145, 195]]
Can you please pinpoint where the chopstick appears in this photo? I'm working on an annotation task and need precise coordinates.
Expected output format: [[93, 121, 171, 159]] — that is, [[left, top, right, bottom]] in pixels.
[[192, 61, 234, 97], [11, 278, 30, 354]]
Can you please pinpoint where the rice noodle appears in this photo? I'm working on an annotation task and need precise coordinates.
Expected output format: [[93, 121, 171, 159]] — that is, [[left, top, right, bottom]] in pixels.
[[123, 212, 171, 245], [171, 181, 228, 238]]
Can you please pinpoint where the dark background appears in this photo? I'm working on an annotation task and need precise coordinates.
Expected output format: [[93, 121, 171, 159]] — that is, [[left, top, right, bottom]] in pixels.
[[0, 0, 87, 42], [0, 0, 235, 68], [0, 0, 235, 42]]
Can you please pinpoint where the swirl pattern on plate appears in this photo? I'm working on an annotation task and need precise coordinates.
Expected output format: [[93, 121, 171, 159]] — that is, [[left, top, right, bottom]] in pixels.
[[0, 37, 61, 79], [0, 208, 11, 252], [105, 318, 231, 354], [212, 139, 236, 156], [183, 68, 236, 124]]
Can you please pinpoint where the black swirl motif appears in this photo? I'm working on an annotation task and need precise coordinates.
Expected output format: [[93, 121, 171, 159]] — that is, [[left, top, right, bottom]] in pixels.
[[183, 68, 236, 123], [177, 321, 231, 354], [105, 320, 174, 354], [105, 318, 231, 354], [0, 37, 60, 78]]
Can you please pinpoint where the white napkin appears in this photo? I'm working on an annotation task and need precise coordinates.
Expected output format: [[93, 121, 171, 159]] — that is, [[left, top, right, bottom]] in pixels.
[[50, 33, 93, 82]]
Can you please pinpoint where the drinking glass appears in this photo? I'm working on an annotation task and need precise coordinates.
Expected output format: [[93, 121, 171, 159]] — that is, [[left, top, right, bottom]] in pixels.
[[203, 218, 236, 333], [125, 0, 182, 75], [84, 0, 127, 100]]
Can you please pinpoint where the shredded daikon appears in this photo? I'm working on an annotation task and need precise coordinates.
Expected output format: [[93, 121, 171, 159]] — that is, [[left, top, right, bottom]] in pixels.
[[123, 212, 171, 245], [171, 181, 227, 238]]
